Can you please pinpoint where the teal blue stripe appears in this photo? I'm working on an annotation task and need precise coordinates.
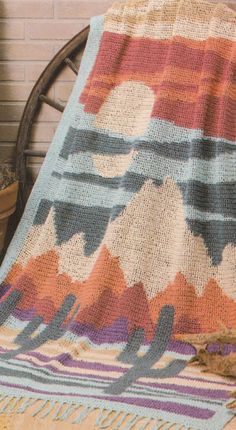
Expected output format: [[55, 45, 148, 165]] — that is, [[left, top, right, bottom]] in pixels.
[[0, 360, 104, 388], [130, 151, 236, 184], [0, 373, 221, 412], [71, 108, 236, 146], [56, 150, 236, 185], [1, 358, 225, 406]]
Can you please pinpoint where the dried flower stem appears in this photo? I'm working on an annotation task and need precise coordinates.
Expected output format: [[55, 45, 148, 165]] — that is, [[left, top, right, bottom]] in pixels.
[[176, 326, 236, 409], [0, 166, 17, 191]]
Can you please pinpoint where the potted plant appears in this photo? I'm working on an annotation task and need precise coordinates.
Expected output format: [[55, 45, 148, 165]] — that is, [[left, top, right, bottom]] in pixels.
[[0, 166, 18, 256]]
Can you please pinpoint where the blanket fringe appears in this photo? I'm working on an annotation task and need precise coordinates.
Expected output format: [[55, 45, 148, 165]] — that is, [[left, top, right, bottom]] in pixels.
[[0, 395, 197, 430]]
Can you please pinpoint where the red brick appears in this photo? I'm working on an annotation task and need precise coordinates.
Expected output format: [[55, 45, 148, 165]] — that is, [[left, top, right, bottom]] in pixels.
[[26, 63, 77, 82], [0, 21, 25, 39], [55, 82, 74, 102], [31, 123, 57, 142], [29, 142, 51, 152], [25, 63, 47, 81], [0, 1, 54, 19], [36, 103, 62, 122], [56, 1, 112, 19], [0, 64, 24, 81], [0, 0, 113, 180], [0, 84, 33, 101], [27, 21, 85, 40], [53, 41, 68, 54], [0, 43, 54, 61], [0, 124, 19, 142], [0, 103, 24, 121]]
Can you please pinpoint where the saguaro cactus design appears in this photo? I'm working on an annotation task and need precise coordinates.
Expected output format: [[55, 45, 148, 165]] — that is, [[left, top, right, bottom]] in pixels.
[[0, 291, 79, 359], [105, 305, 187, 395]]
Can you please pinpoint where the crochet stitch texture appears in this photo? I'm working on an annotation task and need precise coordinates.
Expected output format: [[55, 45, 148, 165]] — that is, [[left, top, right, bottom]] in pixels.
[[0, 0, 236, 429]]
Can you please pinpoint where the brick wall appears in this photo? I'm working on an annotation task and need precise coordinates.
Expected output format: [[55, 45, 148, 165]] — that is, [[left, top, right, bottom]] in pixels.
[[0, 0, 113, 183]]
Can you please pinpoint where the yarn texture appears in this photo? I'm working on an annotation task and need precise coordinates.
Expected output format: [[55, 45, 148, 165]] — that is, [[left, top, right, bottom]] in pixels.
[[0, 0, 236, 428]]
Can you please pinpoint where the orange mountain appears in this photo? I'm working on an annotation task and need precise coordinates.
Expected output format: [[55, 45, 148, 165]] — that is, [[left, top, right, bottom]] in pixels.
[[150, 272, 236, 334], [4, 245, 126, 323], [77, 282, 154, 340], [4, 249, 236, 336]]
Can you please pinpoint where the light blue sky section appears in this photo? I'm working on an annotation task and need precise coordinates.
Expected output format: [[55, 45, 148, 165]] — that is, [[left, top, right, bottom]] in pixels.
[[72, 104, 236, 146], [185, 205, 236, 222], [53, 150, 236, 185], [56, 179, 134, 207], [41, 149, 236, 221]]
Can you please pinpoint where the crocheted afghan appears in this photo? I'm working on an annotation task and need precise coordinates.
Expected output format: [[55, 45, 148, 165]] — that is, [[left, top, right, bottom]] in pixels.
[[0, 0, 236, 429]]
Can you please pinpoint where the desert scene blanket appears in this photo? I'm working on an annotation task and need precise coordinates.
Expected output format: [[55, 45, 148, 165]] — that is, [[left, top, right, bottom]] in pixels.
[[0, 0, 236, 429]]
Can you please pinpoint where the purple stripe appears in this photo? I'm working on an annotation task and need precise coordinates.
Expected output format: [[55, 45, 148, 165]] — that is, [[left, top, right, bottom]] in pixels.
[[3, 290, 236, 355], [1, 344, 233, 397], [138, 381, 228, 400], [98, 395, 215, 419], [0, 347, 127, 373], [0, 346, 127, 373], [177, 374, 235, 388], [70, 318, 130, 344], [0, 346, 235, 389], [0, 283, 11, 301], [24, 351, 128, 373], [208, 343, 236, 355], [0, 345, 234, 394], [6, 306, 198, 355], [10, 355, 228, 400], [167, 340, 196, 355], [14, 308, 36, 320], [0, 381, 215, 420]]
